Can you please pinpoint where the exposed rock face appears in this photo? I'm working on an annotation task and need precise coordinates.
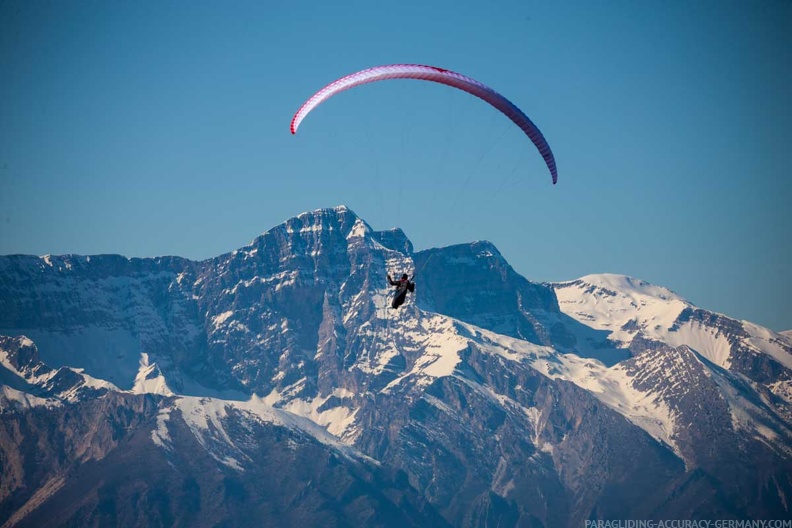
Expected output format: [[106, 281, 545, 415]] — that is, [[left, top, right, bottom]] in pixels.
[[413, 242, 559, 346], [1, 206, 790, 526], [0, 392, 444, 528]]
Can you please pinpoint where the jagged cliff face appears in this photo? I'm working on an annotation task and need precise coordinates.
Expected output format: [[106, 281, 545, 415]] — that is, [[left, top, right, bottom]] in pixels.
[[1, 206, 791, 527]]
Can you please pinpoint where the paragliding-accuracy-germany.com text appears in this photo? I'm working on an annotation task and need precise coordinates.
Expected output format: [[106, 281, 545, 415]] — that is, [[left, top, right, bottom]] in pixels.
[[584, 520, 792, 528]]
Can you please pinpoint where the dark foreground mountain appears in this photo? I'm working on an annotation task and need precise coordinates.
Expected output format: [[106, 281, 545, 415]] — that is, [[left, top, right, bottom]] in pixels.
[[1, 206, 790, 527]]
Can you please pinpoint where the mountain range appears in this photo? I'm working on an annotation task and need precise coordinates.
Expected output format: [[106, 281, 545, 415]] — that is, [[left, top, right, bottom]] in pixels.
[[1, 205, 790, 527]]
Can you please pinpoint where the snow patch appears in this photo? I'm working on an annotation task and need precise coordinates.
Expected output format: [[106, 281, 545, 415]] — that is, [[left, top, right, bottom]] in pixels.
[[152, 393, 368, 471], [267, 387, 359, 439], [741, 321, 792, 371], [346, 218, 370, 240], [383, 316, 466, 391], [1, 385, 54, 410], [662, 320, 733, 368], [211, 311, 234, 330], [286, 222, 327, 235], [706, 368, 791, 451], [132, 353, 173, 396], [151, 407, 173, 449], [173, 396, 246, 470], [469, 324, 683, 456]]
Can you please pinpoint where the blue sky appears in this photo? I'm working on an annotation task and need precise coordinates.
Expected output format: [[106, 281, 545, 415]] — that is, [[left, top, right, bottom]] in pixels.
[[1, 0, 790, 331]]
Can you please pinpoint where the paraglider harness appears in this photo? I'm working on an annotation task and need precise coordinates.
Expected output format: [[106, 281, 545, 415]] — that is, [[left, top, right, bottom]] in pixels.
[[387, 273, 415, 309]]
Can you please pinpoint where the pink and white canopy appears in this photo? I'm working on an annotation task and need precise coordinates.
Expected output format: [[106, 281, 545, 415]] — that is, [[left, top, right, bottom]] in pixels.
[[290, 64, 557, 184]]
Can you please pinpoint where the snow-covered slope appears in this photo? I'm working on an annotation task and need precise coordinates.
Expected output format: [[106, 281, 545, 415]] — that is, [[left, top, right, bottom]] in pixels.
[[553, 273, 792, 372]]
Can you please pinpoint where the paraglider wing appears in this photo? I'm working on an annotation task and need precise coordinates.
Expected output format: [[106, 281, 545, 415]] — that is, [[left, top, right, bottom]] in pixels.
[[290, 64, 557, 184]]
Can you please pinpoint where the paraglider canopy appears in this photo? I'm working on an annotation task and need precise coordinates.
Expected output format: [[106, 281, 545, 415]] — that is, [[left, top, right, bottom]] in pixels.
[[291, 64, 558, 185]]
